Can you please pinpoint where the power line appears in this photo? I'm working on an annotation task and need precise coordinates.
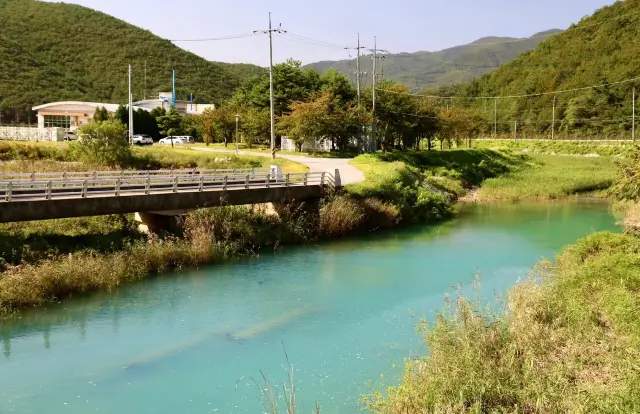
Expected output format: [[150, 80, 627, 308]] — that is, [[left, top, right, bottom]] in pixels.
[[169, 33, 258, 42], [281, 32, 350, 49], [377, 76, 640, 100]]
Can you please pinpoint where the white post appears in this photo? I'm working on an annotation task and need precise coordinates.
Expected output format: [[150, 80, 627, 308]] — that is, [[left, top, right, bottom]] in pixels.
[[514, 120, 517, 142], [128, 64, 134, 144]]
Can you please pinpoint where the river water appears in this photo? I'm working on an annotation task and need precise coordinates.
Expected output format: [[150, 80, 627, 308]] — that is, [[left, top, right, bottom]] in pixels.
[[0, 203, 618, 413]]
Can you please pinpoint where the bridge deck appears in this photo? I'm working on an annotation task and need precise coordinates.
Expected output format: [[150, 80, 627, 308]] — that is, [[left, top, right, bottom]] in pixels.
[[0, 169, 336, 222]]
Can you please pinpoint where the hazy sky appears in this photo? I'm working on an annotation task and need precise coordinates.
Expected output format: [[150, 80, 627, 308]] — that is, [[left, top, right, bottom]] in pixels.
[[47, 0, 614, 66]]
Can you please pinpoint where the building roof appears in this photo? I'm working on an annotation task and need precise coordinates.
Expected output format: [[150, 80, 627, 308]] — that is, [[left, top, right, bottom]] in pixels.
[[32, 101, 148, 112]]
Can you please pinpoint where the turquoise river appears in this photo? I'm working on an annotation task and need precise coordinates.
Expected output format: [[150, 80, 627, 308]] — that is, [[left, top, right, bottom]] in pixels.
[[0, 202, 619, 413]]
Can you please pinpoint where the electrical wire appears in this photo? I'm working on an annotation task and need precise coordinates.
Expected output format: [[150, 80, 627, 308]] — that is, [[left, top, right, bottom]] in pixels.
[[377, 76, 640, 100]]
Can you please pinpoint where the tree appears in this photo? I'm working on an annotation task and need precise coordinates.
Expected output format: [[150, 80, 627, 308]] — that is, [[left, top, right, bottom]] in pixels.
[[157, 108, 183, 147], [438, 107, 485, 149], [231, 59, 320, 116], [199, 106, 236, 147], [374, 80, 420, 151], [182, 114, 203, 142], [73, 120, 130, 166], [278, 94, 330, 151], [240, 107, 269, 148], [93, 106, 109, 122]]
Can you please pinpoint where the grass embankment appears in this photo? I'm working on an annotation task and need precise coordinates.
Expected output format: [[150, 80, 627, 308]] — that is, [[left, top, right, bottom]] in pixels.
[[0, 148, 522, 314], [477, 154, 616, 201], [474, 139, 635, 157], [0, 141, 307, 173], [366, 231, 640, 413], [367, 147, 640, 413]]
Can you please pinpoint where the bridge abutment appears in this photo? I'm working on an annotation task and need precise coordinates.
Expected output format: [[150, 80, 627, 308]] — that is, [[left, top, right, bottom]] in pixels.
[[135, 211, 185, 234]]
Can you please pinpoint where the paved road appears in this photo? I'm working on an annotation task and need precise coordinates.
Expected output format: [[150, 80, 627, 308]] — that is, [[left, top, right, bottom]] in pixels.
[[191, 148, 365, 185]]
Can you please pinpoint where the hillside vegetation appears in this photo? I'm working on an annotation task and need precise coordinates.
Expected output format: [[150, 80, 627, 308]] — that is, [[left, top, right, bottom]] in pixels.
[[444, 0, 640, 138], [0, 0, 264, 117], [306, 30, 560, 92]]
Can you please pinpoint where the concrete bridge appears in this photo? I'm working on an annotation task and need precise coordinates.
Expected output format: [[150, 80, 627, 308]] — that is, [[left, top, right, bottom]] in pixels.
[[0, 167, 340, 230]]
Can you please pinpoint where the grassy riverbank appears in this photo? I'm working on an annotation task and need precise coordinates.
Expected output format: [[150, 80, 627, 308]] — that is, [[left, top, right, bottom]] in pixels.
[[0, 148, 521, 314], [473, 139, 635, 157], [476, 154, 616, 201], [367, 148, 640, 413], [366, 232, 640, 413]]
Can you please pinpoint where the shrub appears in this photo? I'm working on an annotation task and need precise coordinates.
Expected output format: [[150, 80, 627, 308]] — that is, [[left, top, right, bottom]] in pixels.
[[319, 196, 365, 237], [71, 120, 131, 167]]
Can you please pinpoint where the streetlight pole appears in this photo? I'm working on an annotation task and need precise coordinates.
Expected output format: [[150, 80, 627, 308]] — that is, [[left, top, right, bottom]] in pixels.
[[235, 113, 240, 156]]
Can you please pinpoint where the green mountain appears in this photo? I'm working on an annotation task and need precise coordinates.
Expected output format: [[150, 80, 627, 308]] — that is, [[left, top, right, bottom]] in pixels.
[[305, 30, 562, 92], [450, 0, 640, 137], [0, 0, 264, 116]]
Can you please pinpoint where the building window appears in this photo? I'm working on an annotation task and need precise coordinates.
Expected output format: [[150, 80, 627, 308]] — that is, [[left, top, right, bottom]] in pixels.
[[43, 115, 71, 129]]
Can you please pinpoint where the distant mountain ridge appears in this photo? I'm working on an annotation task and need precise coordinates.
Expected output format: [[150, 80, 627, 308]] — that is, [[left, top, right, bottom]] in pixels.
[[305, 29, 562, 91]]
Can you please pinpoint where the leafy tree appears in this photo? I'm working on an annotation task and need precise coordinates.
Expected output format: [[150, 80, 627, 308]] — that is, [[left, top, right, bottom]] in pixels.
[[231, 59, 321, 116], [73, 120, 130, 166], [240, 107, 269, 148], [438, 107, 484, 149], [199, 106, 236, 146], [278, 93, 331, 151], [92, 106, 109, 122], [182, 114, 203, 142]]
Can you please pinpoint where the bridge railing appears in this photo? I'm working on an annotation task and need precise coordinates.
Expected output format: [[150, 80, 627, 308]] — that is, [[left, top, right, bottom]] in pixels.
[[0, 168, 269, 182], [0, 171, 334, 202]]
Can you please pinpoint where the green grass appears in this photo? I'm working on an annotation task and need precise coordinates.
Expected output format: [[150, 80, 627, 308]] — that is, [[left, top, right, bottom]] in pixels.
[[478, 154, 616, 201], [188, 142, 356, 158], [473, 139, 636, 157], [0, 141, 309, 173], [349, 149, 527, 199], [366, 231, 640, 413]]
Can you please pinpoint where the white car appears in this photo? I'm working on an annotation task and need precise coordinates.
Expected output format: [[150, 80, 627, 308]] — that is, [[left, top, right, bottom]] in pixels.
[[159, 136, 186, 145], [132, 134, 153, 146]]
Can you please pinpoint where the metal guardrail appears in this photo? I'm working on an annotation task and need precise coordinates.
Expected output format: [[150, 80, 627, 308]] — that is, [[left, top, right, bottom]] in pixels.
[[0, 168, 269, 182], [0, 171, 334, 202]]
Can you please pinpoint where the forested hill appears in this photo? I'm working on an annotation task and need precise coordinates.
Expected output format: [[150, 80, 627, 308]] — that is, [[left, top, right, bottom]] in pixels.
[[0, 0, 264, 114], [305, 30, 561, 92], [445, 0, 640, 137]]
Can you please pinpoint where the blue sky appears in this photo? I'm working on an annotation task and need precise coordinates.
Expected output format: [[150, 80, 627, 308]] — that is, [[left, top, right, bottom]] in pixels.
[[48, 0, 614, 66]]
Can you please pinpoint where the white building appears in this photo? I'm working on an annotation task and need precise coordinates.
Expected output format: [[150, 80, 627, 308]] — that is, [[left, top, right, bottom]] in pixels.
[[32, 101, 147, 131]]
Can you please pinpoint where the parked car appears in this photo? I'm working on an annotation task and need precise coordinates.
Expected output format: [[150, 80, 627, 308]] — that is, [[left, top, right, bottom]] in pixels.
[[132, 134, 154, 146], [63, 130, 76, 141], [159, 136, 186, 145]]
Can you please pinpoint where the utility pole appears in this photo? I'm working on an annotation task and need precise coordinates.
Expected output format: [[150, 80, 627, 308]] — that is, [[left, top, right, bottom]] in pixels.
[[370, 37, 387, 153], [254, 13, 286, 159], [552, 95, 556, 140], [235, 113, 240, 156], [633, 87, 636, 142], [144, 60, 147, 100], [128, 64, 133, 144], [493, 98, 497, 137], [345, 35, 366, 151]]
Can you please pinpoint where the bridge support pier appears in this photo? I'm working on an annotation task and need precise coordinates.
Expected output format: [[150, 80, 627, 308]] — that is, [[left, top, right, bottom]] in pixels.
[[135, 211, 186, 234]]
